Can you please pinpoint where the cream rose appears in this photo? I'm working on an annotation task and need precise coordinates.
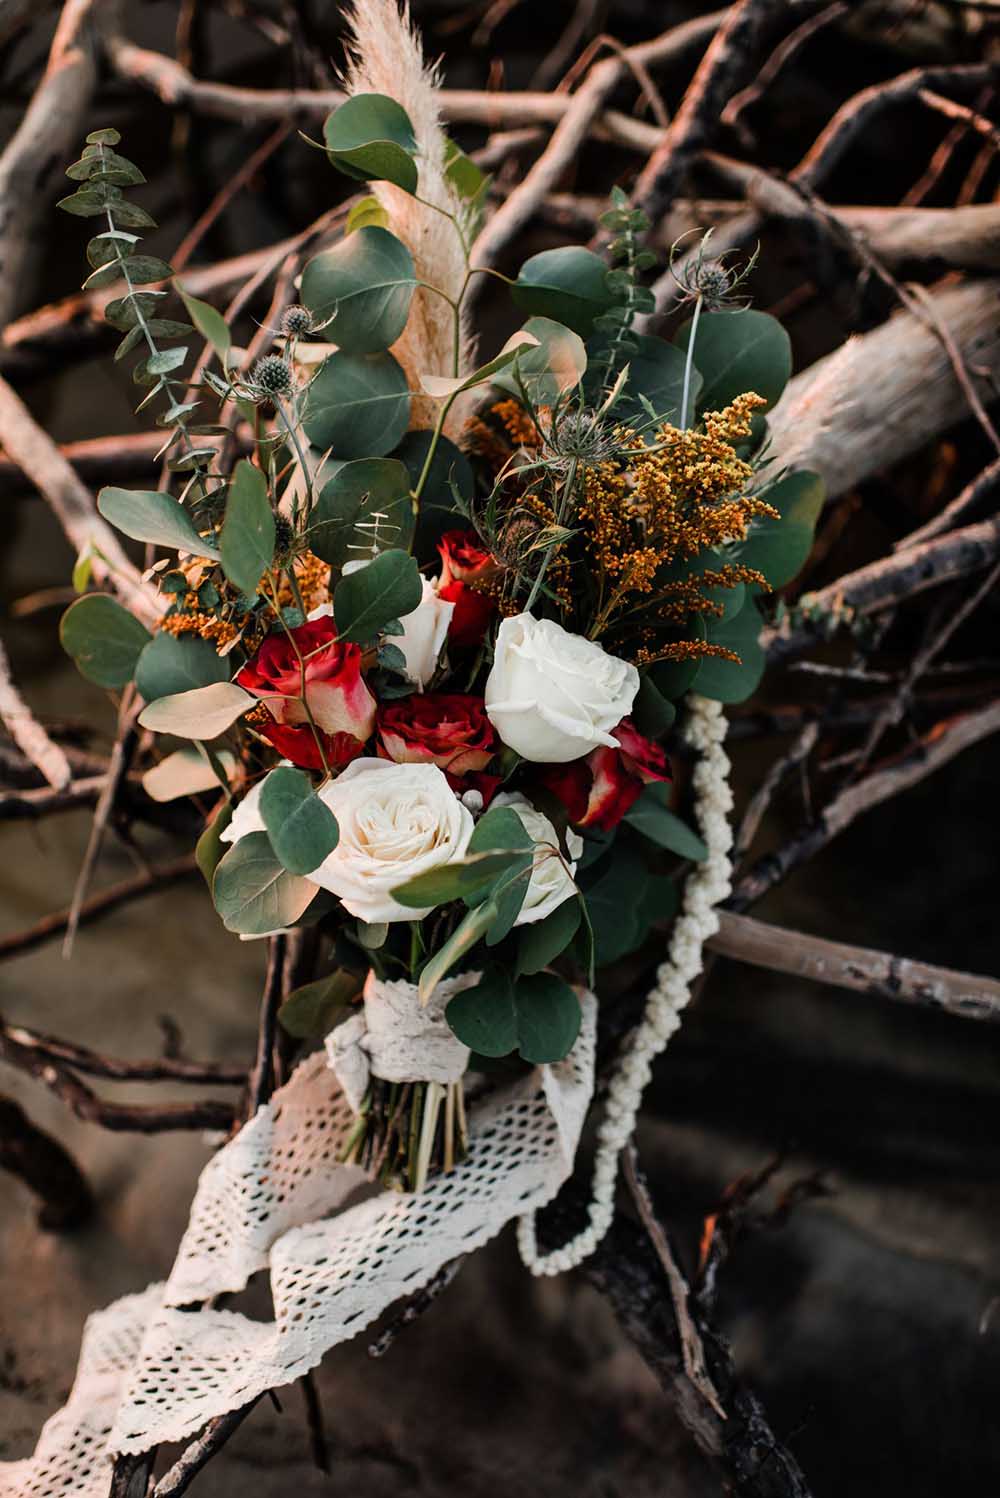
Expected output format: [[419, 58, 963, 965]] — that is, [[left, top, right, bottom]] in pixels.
[[493, 792, 582, 926], [331, 568, 453, 690], [309, 758, 473, 923], [485, 613, 639, 763]]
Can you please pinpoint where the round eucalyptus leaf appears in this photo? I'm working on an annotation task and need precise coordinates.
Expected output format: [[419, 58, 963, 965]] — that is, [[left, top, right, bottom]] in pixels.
[[135, 632, 229, 702], [512, 247, 618, 337], [303, 351, 410, 458], [310, 457, 414, 567], [673, 309, 791, 414], [212, 831, 318, 935], [691, 594, 766, 704], [60, 595, 152, 689], [323, 94, 418, 194], [300, 227, 417, 354]]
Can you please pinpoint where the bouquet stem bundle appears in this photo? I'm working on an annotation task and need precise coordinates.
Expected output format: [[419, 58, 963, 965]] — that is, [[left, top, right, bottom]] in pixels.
[[343, 1077, 468, 1193]]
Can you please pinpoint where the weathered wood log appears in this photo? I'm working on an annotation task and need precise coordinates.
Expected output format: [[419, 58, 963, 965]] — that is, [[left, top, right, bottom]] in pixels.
[[767, 278, 1000, 499]]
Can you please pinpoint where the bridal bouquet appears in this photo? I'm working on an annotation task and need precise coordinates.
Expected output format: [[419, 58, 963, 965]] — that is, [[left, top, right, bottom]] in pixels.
[[56, 93, 820, 1195]]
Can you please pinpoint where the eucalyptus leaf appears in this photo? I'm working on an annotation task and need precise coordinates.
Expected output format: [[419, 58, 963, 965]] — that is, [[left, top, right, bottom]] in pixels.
[[674, 309, 791, 414], [323, 94, 418, 193], [310, 457, 414, 567], [333, 548, 422, 643], [346, 196, 390, 233], [135, 632, 229, 702], [418, 333, 539, 400], [691, 594, 766, 704], [213, 831, 318, 935], [97, 486, 221, 560], [624, 784, 707, 861], [391, 849, 526, 909], [516, 897, 581, 976], [177, 286, 231, 359], [445, 965, 517, 1057], [60, 595, 152, 689], [142, 745, 235, 802], [491, 316, 587, 404], [196, 801, 233, 887], [465, 806, 533, 943], [735, 470, 825, 590], [278, 969, 363, 1039], [220, 460, 275, 595], [303, 350, 410, 457], [300, 227, 416, 354], [259, 766, 339, 875], [513, 971, 581, 1063], [138, 681, 252, 738], [512, 246, 618, 337]]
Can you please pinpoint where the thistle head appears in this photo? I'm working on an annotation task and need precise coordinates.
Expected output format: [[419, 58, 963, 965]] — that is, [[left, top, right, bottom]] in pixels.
[[281, 304, 313, 338], [670, 229, 759, 312], [250, 354, 295, 403]]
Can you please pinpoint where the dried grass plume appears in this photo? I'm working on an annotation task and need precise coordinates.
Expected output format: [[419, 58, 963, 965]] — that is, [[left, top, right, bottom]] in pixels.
[[343, 0, 476, 439]]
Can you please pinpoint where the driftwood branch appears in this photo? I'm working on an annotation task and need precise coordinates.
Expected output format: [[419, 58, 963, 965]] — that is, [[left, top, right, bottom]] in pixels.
[[708, 911, 1000, 1022]]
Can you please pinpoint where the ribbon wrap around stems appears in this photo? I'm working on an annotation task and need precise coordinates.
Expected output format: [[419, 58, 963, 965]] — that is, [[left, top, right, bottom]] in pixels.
[[326, 969, 478, 1112], [0, 990, 596, 1485]]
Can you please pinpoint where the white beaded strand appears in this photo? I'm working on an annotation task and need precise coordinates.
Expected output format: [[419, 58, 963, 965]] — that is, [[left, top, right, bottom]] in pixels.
[[517, 694, 733, 1275]]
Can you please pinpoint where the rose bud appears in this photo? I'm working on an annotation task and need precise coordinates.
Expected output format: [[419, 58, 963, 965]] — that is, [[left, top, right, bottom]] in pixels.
[[236, 615, 376, 748], [437, 529, 497, 649], [378, 692, 497, 779], [538, 718, 671, 831]]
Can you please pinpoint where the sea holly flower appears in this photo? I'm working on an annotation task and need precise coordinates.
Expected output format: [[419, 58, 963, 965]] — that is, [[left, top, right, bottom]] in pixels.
[[485, 613, 639, 763], [235, 617, 376, 759], [309, 759, 475, 923], [538, 718, 672, 831], [492, 792, 582, 926]]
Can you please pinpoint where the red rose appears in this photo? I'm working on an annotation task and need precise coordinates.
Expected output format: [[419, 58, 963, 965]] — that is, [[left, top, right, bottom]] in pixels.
[[437, 530, 496, 649], [236, 616, 376, 746], [377, 692, 497, 779], [438, 530, 493, 584], [538, 718, 671, 831], [257, 722, 366, 773]]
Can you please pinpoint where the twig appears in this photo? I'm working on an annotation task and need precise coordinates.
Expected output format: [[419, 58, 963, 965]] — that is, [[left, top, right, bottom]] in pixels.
[[708, 910, 1000, 1023], [897, 454, 1000, 550], [0, 372, 159, 622], [298, 1372, 330, 1474], [721, 2, 848, 140], [763, 514, 1000, 665], [917, 86, 1000, 153], [622, 1142, 726, 1420], [0, 774, 106, 818], [0, 1015, 246, 1084], [0, 636, 71, 789], [0, 0, 101, 329], [367, 1258, 465, 1357], [0, 1024, 235, 1133], [0, 853, 197, 960], [246, 934, 287, 1116], [632, 0, 785, 226], [172, 121, 292, 272], [62, 692, 141, 957], [851, 562, 1000, 772], [151, 1401, 261, 1497], [732, 721, 818, 866], [730, 698, 1000, 908], [0, 1093, 93, 1229]]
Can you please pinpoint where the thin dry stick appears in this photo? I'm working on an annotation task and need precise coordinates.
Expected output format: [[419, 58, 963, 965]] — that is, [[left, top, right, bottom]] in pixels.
[[0, 637, 71, 789], [917, 86, 1000, 152], [0, 1015, 246, 1085], [852, 562, 1000, 773], [896, 455, 1000, 550], [172, 121, 292, 272], [622, 1143, 726, 1420], [730, 698, 1000, 909], [721, 1, 848, 136], [708, 911, 1000, 1023], [151, 1401, 261, 1497], [0, 853, 197, 960], [732, 721, 818, 866]]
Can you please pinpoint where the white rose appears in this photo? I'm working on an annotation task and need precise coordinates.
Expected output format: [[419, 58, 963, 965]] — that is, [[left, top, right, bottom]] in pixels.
[[309, 758, 473, 923], [396, 576, 453, 690], [493, 792, 583, 926], [325, 568, 453, 691], [484, 613, 639, 763]]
